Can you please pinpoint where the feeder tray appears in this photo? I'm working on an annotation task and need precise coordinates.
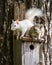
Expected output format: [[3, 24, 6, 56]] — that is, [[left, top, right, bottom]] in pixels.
[[20, 36, 44, 43]]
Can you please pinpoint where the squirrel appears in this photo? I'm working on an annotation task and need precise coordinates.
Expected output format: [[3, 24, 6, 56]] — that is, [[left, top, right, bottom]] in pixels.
[[11, 8, 44, 38]]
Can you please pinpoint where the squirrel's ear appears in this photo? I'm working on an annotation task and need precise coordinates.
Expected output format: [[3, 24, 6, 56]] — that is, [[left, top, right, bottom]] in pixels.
[[16, 19, 19, 24], [12, 20, 14, 23]]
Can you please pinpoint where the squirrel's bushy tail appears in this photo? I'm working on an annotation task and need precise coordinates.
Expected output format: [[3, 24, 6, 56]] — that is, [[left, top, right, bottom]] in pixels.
[[25, 8, 43, 21]]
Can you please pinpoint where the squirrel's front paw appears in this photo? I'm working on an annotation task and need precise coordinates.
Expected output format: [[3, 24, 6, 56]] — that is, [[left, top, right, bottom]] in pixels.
[[16, 35, 20, 40], [20, 36, 23, 39]]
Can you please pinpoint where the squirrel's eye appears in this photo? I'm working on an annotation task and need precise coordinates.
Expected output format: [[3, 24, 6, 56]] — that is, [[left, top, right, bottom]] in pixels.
[[14, 25, 16, 27]]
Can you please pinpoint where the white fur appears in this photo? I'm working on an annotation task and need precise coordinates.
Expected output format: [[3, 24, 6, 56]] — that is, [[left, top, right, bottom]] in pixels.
[[11, 20, 44, 39], [11, 8, 44, 38], [11, 19, 34, 37], [25, 8, 43, 21]]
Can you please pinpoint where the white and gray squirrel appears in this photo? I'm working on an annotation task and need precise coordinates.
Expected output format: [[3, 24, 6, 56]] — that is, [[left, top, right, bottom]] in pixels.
[[11, 8, 44, 38]]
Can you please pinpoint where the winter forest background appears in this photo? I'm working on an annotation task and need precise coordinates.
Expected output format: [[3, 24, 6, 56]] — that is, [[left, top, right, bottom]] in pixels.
[[0, 0, 52, 65]]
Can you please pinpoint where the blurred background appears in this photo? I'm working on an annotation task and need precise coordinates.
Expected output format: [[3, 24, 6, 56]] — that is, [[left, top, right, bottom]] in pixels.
[[0, 0, 52, 65]]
